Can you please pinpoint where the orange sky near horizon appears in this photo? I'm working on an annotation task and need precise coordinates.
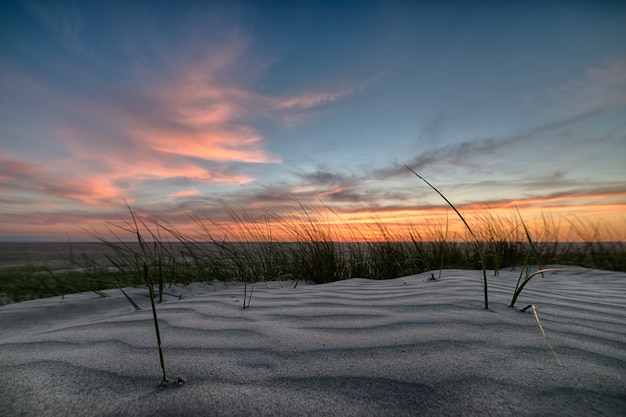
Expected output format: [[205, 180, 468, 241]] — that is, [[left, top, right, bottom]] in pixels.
[[2, 193, 623, 243]]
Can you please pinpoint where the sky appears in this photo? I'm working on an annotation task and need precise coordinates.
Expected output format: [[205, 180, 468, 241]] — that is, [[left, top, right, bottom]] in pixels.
[[1, 0, 625, 242]]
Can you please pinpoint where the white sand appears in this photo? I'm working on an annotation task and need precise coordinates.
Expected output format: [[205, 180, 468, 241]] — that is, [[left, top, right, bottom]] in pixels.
[[1, 267, 625, 416]]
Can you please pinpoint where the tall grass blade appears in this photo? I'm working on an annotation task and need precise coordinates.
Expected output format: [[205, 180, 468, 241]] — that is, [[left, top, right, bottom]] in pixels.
[[125, 201, 168, 385], [516, 206, 544, 273], [244, 283, 255, 309], [439, 210, 449, 280], [406, 166, 489, 309], [119, 287, 141, 311]]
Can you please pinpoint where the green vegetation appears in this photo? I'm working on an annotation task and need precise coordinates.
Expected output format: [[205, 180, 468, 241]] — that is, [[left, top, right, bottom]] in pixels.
[[0, 265, 144, 305]]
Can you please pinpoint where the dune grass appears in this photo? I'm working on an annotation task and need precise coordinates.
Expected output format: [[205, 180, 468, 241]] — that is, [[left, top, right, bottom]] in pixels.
[[1, 205, 623, 306], [125, 203, 169, 386], [406, 167, 489, 309]]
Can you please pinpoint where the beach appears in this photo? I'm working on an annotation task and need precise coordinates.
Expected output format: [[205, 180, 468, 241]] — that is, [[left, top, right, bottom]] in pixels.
[[1, 267, 624, 416]]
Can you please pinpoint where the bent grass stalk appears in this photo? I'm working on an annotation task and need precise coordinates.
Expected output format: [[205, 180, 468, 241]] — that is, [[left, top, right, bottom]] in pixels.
[[406, 167, 489, 309], [510, 268, 567, 308], [509, 213, 569, 365], [510, 208, 572, 307], [521, 303, 563, 366]]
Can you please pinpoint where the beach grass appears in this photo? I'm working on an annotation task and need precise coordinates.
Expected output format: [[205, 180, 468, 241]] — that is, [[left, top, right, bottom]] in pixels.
[[124, 202, 169, 386], [406, 167, 489, 309], [1, 205, 624, 306], [2, 201, 624, 381]]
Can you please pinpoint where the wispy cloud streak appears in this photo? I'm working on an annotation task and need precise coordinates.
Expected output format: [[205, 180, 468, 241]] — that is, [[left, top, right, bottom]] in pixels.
[[376, 95, 626, 180]]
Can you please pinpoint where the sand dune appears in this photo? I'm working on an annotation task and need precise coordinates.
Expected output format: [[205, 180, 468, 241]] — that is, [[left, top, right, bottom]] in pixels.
[[1, 267, 625, 416]]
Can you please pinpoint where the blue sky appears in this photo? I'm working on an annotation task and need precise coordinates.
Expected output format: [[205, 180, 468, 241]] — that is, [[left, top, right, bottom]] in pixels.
[[1, 0, 625, 241]]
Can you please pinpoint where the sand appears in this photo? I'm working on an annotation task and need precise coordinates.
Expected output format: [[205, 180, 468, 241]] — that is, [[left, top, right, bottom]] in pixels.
[[0, 267, 624, 416]]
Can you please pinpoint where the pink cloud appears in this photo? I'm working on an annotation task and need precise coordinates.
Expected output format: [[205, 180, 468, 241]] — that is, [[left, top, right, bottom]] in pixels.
[[277, 88, 355, 110], [0, 154, 117, 208], [134, 128, 278, 163], [124, 48, 282, 164], [1, 36, 365, 214], [1, 121, 256, 210], [169, 188, 201, 199], [126, 45, 360, 162]]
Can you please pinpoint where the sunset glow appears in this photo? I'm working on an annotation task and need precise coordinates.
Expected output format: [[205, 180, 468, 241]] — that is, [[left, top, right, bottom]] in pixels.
[[1, 1, 625, 242]]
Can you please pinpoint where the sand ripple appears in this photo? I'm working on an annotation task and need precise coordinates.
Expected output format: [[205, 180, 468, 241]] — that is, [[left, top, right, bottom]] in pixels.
[[1, 267, 625, 416]]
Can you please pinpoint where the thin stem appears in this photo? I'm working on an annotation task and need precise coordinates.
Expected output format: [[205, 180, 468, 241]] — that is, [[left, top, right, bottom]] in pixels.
[[125, 201, 168, 385], [406, 167, 489, 309]]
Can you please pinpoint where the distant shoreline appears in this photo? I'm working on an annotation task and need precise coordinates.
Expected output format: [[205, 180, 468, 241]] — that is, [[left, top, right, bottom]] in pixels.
[[0, 240, 606, 270]]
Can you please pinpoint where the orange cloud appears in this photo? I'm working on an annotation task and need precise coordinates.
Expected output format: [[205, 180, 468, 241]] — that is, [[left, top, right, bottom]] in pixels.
[[137, 129, 278, 163], [122, 46, 363, 165], [137, 49, 281, 165], [169, 188, 200, 199], [461, 190, 626, 212]]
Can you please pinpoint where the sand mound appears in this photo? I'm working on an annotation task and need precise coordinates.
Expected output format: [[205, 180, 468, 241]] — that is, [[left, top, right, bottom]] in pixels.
[[1, 267, 624, 416]]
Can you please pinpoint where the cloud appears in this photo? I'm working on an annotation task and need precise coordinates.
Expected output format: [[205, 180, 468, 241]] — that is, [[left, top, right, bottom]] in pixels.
[[0, 131, 255, 209], [105, 40, 281, 165], [373, 94, 626, 181], [1, 29, 361, 210], [0, 154, 119, 207], [567, 58, 626, 103], [277, 88, 355, 110], [527, 57, 626, 117]]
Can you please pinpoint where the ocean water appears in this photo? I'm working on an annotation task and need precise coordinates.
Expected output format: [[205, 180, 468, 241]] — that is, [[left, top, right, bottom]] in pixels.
[[0, 242, 120, 268], [0, 242, 208, 269], [0, 241, 270, 269]]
